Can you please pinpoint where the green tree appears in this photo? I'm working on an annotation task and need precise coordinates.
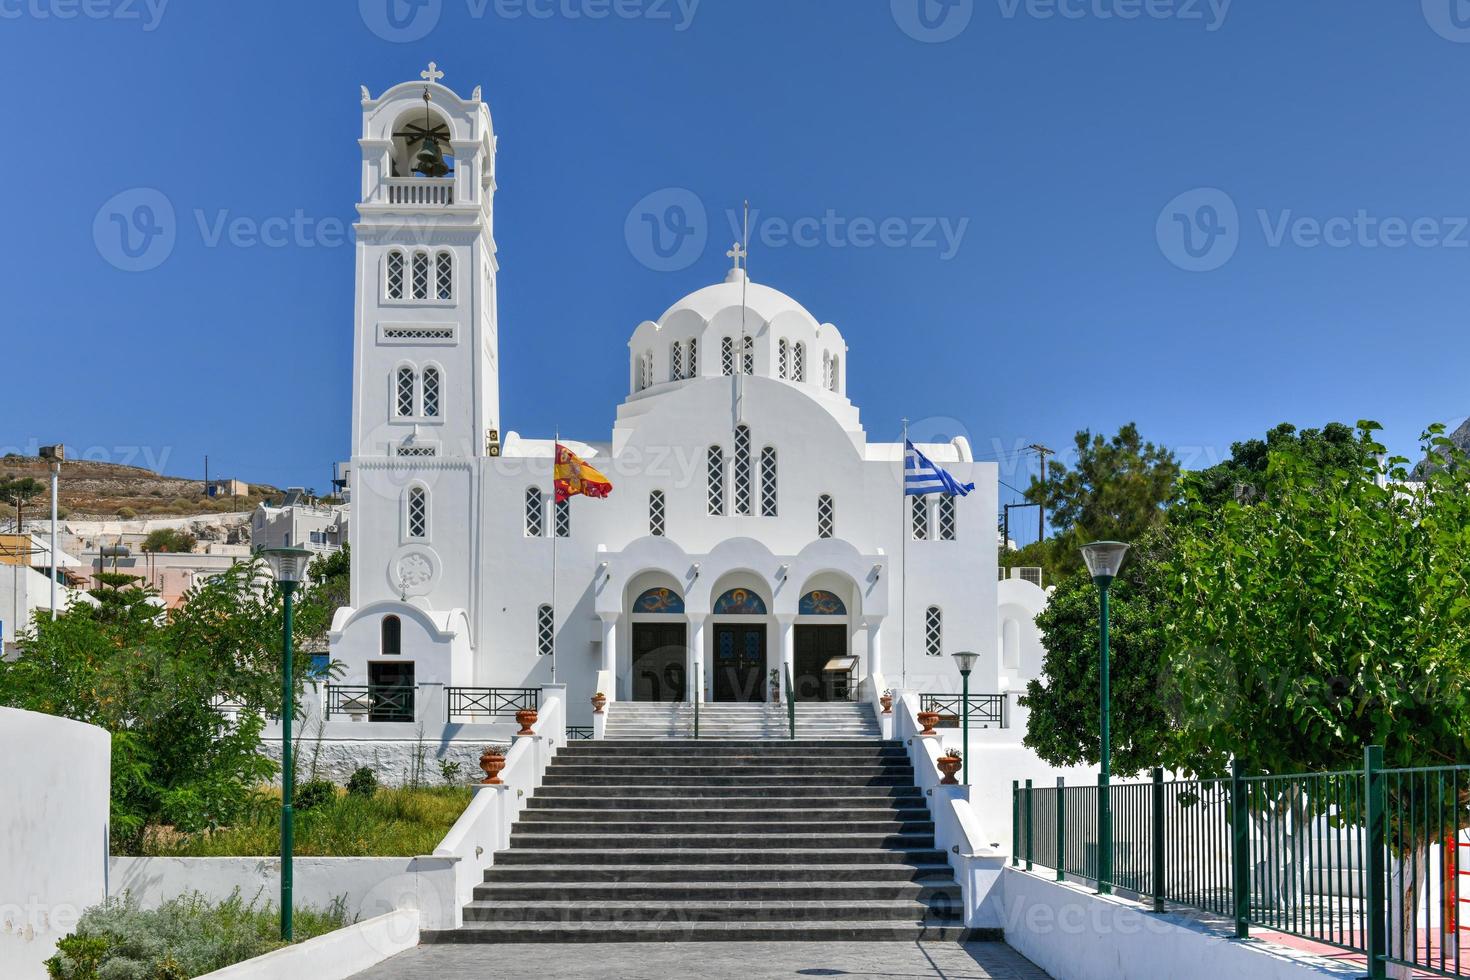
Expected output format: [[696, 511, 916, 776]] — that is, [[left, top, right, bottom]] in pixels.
[[141, 528, 197, 553], [0, 476, 45, 530], [0, 560, 317, 850], [294, 545, 350, 646]]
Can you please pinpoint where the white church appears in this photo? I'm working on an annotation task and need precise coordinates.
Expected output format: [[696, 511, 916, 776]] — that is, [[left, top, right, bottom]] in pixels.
[[328, 66, 1024, 730]]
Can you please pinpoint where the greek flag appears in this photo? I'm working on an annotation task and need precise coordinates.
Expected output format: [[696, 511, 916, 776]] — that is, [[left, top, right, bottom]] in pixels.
[[905, 440, 975, 497]]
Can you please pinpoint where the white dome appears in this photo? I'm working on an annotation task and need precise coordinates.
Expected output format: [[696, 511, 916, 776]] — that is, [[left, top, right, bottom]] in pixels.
[[656, 271, 823, 329]]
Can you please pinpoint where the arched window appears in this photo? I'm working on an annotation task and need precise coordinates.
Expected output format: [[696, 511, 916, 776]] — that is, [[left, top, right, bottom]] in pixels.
[[421, 366, 440, 418], [707, 446, 724, 516], [537, 604, 554, 657], [778, 339, 789, 379], [760, 447, 778, 517], [670, 341, 683, 381], [911, 496, 929, 541], [386, 251, 405, 300], [742, 336, 754, 375], [644, 351, 654, 389], [793, 342, 806, 382], [407, 486, 428, 539], [938, 495, 956, 541], [555, 497, 570, 538], [817, 494, 835, 539], [733, 425, 752, 515], [381, 615, 402, 656], [829, 354, 840, 392], [410, 252, 430, 300], [822, 351, 832, 389], [524, 487, 543, 537], [721, 337, 735, 376], [925, 606, 943, 657], [435, 251, 453, 300], [395, 366, 415, 417], [649, 489, 665, 536], [687, 337, 698, 376]]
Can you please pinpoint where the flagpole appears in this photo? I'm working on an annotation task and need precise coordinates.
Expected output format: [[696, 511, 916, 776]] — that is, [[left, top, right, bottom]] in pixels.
[[551, 428, 559, 686], [900, 418, 909, 691]]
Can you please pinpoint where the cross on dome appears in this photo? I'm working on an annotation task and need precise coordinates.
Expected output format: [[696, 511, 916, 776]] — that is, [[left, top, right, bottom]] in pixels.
[[726, 241, 747, 273], [421, 62, 445, 84]]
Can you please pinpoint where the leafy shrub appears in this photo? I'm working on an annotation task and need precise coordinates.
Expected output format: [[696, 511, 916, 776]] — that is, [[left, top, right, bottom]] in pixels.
[[294, 779, 337, 811], [347, 766, 377, 797], [44, 891, 349, 980], [439, 759, 463, 786], [116, 507, 137, 520]]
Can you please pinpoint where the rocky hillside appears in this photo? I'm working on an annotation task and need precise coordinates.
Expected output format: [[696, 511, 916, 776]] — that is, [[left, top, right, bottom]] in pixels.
[[1411, 417, 1470, 480], [0, 455, 280, 521]]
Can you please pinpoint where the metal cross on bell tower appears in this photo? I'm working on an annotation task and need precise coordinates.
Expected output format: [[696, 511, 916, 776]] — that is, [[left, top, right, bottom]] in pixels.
[[421, 61, 444, 84]]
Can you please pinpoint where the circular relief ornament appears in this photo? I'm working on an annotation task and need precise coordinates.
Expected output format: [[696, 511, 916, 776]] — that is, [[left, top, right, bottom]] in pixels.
[[393, 551, 436, 595]]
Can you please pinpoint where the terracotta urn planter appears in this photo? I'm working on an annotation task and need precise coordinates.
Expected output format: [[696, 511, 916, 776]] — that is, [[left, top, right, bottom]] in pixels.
[[591, 693, 607, 715], [478, 747, 506, 785], [515, 708, 539, 736], [937, 754, 962, 786], [917, 711, 940, 736], [880, 694, 893, 715]]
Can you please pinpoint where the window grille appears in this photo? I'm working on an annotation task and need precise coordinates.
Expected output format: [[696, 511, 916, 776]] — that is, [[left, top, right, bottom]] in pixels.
[[742, 336, 754, 375], [386, 251, 405, 300], [670, 341, 683, 381], [537, 605, 554, 657], [912, 496, 929, 541], [411, 252, 430, 299], [778, 339, 789, 379], [649, 490, 666, 536], [555, 497, 570, 538], [793, 343, 805, 382], [421, 367, 440, 418], [395, 367, 415, 417], [925, 606, 942, 657], [938, 495, 956, 541], [408, 487, 428, 539], [707, 446, 724, 516], [382, 326, 455, 341], [525, 487, 543, 537], [687, 337, 697, 376], [721, 337, 734, 376], [733, 425, 752, 515], [817, 494, 835, 538], [760, 447, 778, 517], [829, 354, 840, 391], [435, 251, 453, 300]]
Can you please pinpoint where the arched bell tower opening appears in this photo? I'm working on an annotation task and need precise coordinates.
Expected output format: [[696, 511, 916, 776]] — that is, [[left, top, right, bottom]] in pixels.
[[390, 90, 455, 179]]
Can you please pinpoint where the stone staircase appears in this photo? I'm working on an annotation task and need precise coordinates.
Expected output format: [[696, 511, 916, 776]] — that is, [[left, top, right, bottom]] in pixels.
[[605, 701, 882, 739], [421, 737, 967, 943]]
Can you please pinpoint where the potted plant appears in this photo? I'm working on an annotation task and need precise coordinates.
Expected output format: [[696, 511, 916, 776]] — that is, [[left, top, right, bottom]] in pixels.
[[591, 692, 607, 714], [515, 708, 538, 735], [478, 746, 506, 784], [917, 709, 941, 736], [937, 749, 962, 785], [880, 690, 894, 715]]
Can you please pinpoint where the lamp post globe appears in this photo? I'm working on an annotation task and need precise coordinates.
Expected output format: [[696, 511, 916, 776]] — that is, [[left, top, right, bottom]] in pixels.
[[1080, 540, 1128, 895], [951, 651, 978, 785], [261, 545, 312, 940]]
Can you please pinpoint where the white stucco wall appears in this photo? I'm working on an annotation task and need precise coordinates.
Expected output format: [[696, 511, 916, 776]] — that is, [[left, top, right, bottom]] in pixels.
[[0, 708, 110, 980]]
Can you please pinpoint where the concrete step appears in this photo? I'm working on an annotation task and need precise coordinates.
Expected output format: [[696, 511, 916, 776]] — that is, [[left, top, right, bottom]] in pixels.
[[539, 774, 915, 787], [513, 818, 937, 835], [555, 746, 906, 759], [519, 805, 934, 821], [544, 763, 914, 777], [490, 846, 949, 866], [460, 898, 961, 925], [471, 879, 962, 903], [420, 920, 973, 944], [565, 738, 899, 749], [480, 862, 957, 884], [532, 784, 923, 800], [504, 832, 938, 850]]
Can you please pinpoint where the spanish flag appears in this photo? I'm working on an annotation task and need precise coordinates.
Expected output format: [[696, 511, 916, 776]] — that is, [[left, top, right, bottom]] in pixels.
[[554, 443, 613, 503]]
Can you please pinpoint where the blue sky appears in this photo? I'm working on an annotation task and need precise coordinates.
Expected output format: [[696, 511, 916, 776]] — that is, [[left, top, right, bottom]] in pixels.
[[5, 1, 1469, 545]]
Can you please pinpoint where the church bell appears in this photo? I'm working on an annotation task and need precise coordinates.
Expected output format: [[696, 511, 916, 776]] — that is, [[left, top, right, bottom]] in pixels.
[[413, 133, 450, 178]]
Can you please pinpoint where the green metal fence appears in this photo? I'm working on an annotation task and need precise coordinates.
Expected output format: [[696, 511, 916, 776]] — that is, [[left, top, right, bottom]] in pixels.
[[1014, 748, 1470, 979]]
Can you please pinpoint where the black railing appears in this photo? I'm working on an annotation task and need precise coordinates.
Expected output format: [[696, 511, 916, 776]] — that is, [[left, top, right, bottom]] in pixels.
[[566, 726, 594, 740], [325, 684, 415, 723], [446, 687, 540, 721], [920, 693, 1007, 729]]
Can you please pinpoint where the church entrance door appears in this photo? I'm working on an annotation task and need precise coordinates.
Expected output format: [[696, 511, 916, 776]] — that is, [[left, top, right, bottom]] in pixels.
[[793, 624, 849, 702], [713, 624, 767, 702], [631, 622, 687, 702]]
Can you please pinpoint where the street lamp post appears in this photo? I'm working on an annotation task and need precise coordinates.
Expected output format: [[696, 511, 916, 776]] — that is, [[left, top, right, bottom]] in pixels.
[[262, 546, 311, 942], [1080, 540, 1128, 895], [40, 445, 64, 619], [951, 651, 978, 785]]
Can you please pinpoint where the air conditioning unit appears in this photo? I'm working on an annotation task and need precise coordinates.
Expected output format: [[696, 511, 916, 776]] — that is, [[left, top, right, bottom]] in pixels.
[[1010, 567, 1043, 588], [325, 525, 339, 534]]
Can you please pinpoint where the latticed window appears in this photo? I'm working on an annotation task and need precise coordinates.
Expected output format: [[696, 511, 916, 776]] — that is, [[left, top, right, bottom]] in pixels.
[[721, 337, 734, 376], [386, 251, 405, 300], [537, 604, 554, 657], [778, 339, 789, 379], [687, 337, 697, 376], [760, 447, 778, 517], [911, 496, 929, 541], [645, 352, 654, 389], [524, 487, 543, 537], [938, 495, 956, 541], [822, 351, 832, 389], [411, 252, 430, 299], [649, 490, 665, 536], [924, 606, 942, 657], [733, 425, 752, 515], [435, 251, 453, 300], [742, 336, 754, 375], [670, 342, 683, 381], [793, 342, 805, 382], [395, 367, 415, 417], [817, 494, 835, 539], [407, 487, 428, 539], [829, 354, 840, 392], [421, 367, 440, 418], [555, 498, 570, 538], [707, 446, 724, 516]]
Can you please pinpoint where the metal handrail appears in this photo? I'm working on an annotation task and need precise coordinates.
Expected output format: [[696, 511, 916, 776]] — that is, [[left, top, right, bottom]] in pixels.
[[693, 689, 700, 739], [445, 686, 539, 720], [325, 684, 415, 722], [784, 664, 796, 740], [919, 692, 1007, 728]]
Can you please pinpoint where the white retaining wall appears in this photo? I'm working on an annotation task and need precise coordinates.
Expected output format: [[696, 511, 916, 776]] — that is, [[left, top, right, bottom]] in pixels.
[[0, 708, 111, 980], [197, 909, 418, 980]]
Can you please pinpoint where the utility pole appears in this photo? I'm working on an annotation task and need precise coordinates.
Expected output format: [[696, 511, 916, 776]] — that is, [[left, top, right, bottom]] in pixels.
[[1028, 444, 1054, 542]]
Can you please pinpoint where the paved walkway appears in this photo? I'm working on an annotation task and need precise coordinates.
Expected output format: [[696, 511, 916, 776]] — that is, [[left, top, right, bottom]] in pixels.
[[351, 941, 1051, 979]]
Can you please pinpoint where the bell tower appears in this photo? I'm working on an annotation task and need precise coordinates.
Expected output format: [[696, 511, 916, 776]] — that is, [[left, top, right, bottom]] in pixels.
[[351, 62, 500, 464]]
